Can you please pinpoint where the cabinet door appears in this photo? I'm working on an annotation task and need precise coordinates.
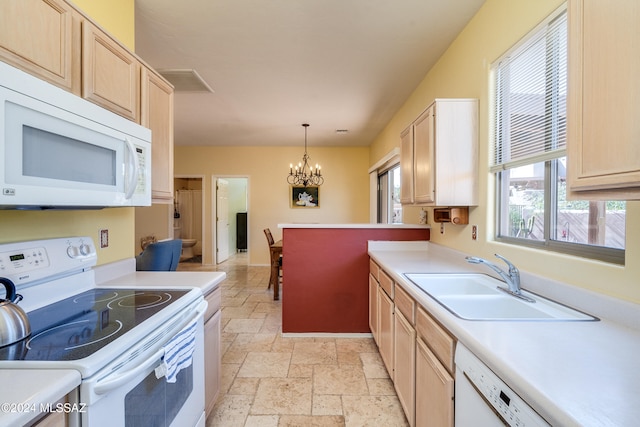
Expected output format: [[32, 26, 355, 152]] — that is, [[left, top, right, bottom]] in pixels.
[[433, 99, 479, 206], [141, 67, 174, 201], [400, 125, 415, 204], [567, 0, 640, 198], [82, 21, 140, 121], [413, 106, 435, 204], [416, 306, 455, 374], [415, 337, 454, 427], [394, 309, 416, 426], [378, 288, 394, 379], [204, 310, 221, 416], [369, 274, 379, 344], [0, 0, 80, 94]]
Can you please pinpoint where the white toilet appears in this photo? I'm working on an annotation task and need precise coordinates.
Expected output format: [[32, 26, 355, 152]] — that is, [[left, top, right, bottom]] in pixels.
[[173, 225, 197, 261]]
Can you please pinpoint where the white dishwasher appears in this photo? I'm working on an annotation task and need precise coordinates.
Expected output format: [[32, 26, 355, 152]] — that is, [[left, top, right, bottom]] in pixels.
[[455, 344, 550, 427]]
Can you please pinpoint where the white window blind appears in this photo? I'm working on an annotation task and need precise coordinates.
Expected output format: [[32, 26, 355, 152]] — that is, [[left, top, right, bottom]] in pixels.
[[491, 8, 567, 172]]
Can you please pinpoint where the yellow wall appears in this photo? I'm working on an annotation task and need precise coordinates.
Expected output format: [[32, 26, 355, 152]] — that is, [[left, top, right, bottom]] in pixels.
[[134, 204, 172, 253], [369, 0, 640, 303], [71, 0, 135, 49], [174, 146, 370, 265], [0, 1, 137, 265]]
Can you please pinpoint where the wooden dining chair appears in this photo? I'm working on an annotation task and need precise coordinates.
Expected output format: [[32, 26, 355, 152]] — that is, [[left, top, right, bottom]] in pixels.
[[264, 228, 283, 296]]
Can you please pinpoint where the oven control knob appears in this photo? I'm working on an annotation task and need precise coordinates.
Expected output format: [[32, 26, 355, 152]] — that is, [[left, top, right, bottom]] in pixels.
[[79, 244, 92, 256], [66, 246, 79, 258]]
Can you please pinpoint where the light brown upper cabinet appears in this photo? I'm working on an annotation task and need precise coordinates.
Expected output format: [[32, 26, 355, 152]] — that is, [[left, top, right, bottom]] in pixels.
[[141, 67, 174, 202], [400, 99, 478, 206], [400, 126, 415, 204], [567, 0, 640, 199], [0, 0, 81, 94], [82, 21, 140, 122], [1, 0, 175, 203]]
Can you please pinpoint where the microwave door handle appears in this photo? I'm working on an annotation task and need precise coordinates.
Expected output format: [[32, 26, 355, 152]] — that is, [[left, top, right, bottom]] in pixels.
[[123, 136, 139, 200]]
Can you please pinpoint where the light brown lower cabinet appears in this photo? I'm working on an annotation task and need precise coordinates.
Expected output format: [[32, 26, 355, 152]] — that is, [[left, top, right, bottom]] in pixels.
[[378, 288, 394, 379], [32, 394, 72, 427], [369, 273, 379, 345], [368, 260, 456, 427], [394, 308, 416, 427], [32, 408, 66, 427], [204, 288, 222, 415], [416, 337, 454, 427]]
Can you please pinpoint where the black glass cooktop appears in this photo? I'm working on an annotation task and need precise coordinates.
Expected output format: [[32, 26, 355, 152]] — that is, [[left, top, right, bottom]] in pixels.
[[0, 288, 189, 361]]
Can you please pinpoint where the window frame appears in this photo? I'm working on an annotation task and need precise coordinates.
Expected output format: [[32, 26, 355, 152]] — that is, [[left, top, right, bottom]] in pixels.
[[369, 148, 402, 224], [377, 164, 402, 224], [492, 4, 625, 265], [495, 162, 625, 264]]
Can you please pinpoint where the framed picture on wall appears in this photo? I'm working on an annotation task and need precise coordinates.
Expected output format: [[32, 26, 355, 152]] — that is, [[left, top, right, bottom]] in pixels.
[[290, 186, 319, 208]]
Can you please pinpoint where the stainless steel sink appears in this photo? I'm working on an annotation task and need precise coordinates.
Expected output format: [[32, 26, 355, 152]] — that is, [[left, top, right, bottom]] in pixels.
[[404, 273, 597, 321]]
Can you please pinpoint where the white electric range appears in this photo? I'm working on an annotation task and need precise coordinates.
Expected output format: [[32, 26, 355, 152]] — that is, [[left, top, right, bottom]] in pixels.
[[0, 237, 206, 427]]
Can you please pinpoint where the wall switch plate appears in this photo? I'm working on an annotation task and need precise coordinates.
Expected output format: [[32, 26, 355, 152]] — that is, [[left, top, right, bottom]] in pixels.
[[100, 229, 109, 248]]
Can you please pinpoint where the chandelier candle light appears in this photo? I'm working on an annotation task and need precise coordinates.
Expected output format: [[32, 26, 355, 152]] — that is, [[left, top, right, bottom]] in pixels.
[[287, 123, 324, 186]]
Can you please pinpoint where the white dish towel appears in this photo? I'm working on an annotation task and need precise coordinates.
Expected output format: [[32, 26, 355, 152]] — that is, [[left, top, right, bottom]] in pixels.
[[155, 317, 198, 383]]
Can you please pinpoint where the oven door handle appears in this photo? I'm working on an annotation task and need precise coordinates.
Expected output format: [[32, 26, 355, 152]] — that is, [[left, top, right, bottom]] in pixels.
[[93, 347, 164, 395], [93, 300, 207, 395]]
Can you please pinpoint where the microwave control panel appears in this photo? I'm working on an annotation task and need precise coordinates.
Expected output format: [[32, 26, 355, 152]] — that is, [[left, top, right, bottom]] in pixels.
[[135, 145, 147, 194]]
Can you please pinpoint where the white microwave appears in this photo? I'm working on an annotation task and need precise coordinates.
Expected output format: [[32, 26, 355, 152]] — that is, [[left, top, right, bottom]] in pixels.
[[0, 61, 151, 209]]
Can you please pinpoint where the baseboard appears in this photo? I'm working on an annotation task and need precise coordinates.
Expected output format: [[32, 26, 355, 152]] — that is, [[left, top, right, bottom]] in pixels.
[[281, 332, 373, 339]]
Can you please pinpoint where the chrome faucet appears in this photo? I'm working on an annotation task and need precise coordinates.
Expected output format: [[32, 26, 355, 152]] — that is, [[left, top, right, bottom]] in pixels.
[[465, 254, 535, 302]]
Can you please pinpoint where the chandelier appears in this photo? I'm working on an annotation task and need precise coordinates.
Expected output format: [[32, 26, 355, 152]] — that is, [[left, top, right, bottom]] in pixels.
[[287, 123, 324, 186]]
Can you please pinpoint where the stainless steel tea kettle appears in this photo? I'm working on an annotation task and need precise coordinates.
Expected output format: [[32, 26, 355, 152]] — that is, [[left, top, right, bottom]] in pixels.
[[0, 277, 31, 347]]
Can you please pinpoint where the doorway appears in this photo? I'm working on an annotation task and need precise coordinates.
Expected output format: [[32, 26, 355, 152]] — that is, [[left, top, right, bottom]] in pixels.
[[174, 176, 204, 264], [213, 176, 249, 265]]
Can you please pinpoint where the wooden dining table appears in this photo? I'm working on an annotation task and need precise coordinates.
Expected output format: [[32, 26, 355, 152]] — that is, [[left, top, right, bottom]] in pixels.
[[269, 239, 283, 300]]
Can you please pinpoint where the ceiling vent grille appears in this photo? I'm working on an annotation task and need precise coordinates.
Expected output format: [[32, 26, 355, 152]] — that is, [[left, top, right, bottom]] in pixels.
[[158, 69, 214, 93]]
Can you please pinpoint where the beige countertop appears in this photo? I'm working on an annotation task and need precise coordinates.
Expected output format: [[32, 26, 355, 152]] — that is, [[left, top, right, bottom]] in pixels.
[[92, 257, 226, 296], [98, 270, 226, 296], [278, 223, 430, 229], [0, 369, 80, 426], [368, 241, 640, 427]]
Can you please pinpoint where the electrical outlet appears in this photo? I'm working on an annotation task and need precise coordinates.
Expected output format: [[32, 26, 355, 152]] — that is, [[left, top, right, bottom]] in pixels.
[[440, 223, 445, 234], [100, 229, 109, 248], [472, 225, 478, 240]]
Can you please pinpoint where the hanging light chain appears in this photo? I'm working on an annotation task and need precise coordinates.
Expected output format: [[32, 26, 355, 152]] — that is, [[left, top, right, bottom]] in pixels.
[[287, 123, 324, 186]]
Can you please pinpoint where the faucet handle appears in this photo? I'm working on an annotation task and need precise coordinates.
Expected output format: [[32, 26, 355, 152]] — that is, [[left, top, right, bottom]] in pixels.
[[494, 254, 519, 275]]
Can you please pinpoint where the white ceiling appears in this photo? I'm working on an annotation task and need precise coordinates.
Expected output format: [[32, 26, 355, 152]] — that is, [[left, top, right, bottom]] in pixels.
[[134, 0, 485, 147]]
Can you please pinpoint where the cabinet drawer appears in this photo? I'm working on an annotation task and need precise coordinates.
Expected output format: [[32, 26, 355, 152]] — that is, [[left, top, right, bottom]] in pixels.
[[369, 259, 380, 282], [394, 285, 415, 325], [204, 287, 221, 322], [379, 270, 394, 298], [416, 306, 455, 374]]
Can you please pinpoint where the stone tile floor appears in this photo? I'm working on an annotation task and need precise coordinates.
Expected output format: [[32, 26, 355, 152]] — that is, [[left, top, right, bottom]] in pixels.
[[178, 253, 408, 427]]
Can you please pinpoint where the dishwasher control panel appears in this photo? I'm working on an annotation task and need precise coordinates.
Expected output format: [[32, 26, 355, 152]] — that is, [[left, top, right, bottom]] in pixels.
[[455, 344, 550, 427]]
